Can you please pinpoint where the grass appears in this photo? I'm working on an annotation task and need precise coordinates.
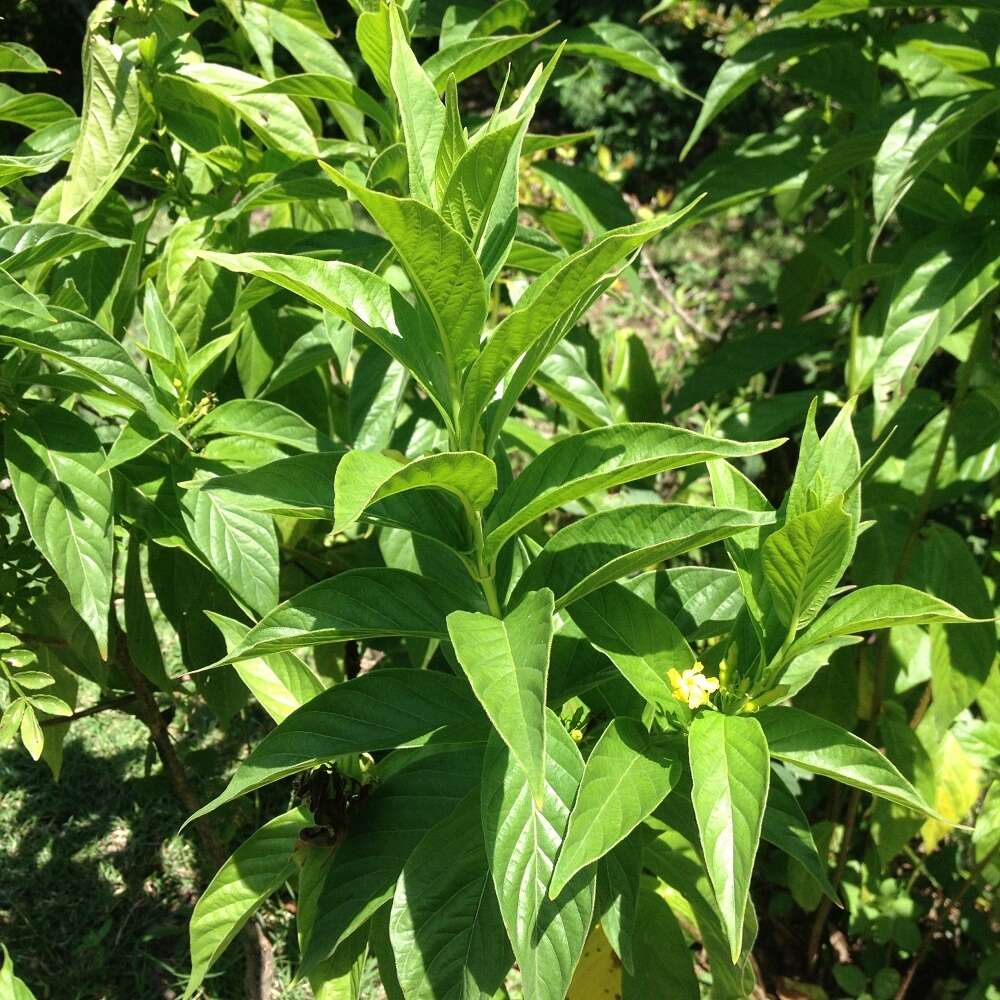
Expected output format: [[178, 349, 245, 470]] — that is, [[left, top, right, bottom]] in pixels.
[[0, 683, 313, 1000]]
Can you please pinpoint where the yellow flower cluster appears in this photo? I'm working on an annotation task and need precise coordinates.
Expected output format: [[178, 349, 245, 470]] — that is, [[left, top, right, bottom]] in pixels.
[[667, 662, 720, 710]]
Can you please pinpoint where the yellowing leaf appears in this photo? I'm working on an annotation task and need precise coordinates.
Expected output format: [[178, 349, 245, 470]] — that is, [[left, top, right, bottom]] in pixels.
[[920, 731, 981, 852], [567, 924, 622, 1000]]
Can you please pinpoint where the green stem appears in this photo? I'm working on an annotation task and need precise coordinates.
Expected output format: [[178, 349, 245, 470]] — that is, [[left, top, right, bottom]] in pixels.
[[461, 498, 502, 617], [846, 170, 866, 397]]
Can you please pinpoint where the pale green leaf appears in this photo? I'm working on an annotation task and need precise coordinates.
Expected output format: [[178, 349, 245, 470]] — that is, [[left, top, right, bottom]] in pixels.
[[0, 222, 128, 272], [485, 423, 781, 561], [192, 399, 337, 453], [5, 405, 113, 656], [207, 612, 326, 723], [333, 450, 496, 535], [758, 705, 939, 817], [513, 504, 776, 609], [321, 165, 488, 374], [551, 719, 680, 897], [179, 483, 279, 616], [200, 250, 449, 402], [689, 711, 769, 963], [463, 215, 693, 439], [448, 588, 553, 805], [566, 583, 694, 708], [60, 32, 143, 223], [185, 806, 312, 998], [761, 497, 853, 630], [787, 584, 982, 659], [424, 28, 550, 90], [175, 62, 319, 158], [481, 716, 595, 1000], [389, 4, 445, 203]]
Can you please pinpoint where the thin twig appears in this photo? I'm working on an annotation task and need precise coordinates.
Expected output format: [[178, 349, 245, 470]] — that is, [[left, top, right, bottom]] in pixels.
[[639, 246, 719, 342], [40, 694, 137, 727]]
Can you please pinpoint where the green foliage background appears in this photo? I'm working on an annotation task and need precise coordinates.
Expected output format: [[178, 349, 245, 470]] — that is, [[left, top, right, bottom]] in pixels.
[[0, 2, 998, 999]]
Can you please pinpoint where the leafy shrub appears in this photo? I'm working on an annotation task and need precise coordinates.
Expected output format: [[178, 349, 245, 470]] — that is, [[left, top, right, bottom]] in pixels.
[[0, 1, 997, 999]]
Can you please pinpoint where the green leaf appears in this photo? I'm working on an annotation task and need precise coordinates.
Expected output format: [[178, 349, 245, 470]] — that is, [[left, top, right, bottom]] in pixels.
[[356, 2, 392, 96], [463, 215, 693, 439], [551, 719, 680, 897], [334, 450, 496, 535], [761, 497, 853, 630], [5, 405, 113, 657], [595, 833, 642, 974], [786, 584, 982, 660], [388, 4, 445, 204], [253, 73, 394, 133], [27, 694, 72, 717], [681, 27, 842, 158], [440, 119, 528, 284], [448, 588, 553, 805], [773, 0, 995, 17], [550, 22, 687, 93], [213, 567, 478, 663], [625, 566, 744, 640], [622, 885, 699, 1000], [757, 706, 939, 817], [0, 87, 73, 130], [514, 504, 776, 609], [0, 42, 49, 73], [0, 270, 167, 419], [321, 165, 489, 375], [566, 583, 694, 708], [905, 523, 996, 734], [485, 423, 781, 561], [872, 223, 1000, 433], [481, 716, 595, 1000], [537, 339, 614, 428], [179, 483, 279, 617], [689, 711, 769, 963], [435, 74, 468, 201], [100, 412, 170, 474], [10, 672, 55, 691], [185, 806, 311, 998], [19, 704, 43, 761], [186, 669, 483, 822], [192, 399, 337, 453], [390, 790, 512, 1000], [0, 222, 129, 272], [207, 612, 326, 724], [186, 452, 343, 520], [60, 30, 144, 223], [200, 250, 448, 402], [763, 771, 839, 905], [872, 92, 1000, 240], [298, 747, 483, 975], [424, 28, 550, 90], [0, 700, 27, 745], [123, 534, 172, 690], [175, 62, 319, 158]]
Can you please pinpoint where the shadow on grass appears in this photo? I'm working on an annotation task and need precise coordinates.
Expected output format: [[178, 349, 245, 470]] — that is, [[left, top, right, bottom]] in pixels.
[[0, 709, 255, 1000]]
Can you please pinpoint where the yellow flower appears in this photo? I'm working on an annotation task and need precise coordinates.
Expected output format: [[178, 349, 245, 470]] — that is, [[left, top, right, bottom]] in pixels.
[[667, 662, 720, 710]]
